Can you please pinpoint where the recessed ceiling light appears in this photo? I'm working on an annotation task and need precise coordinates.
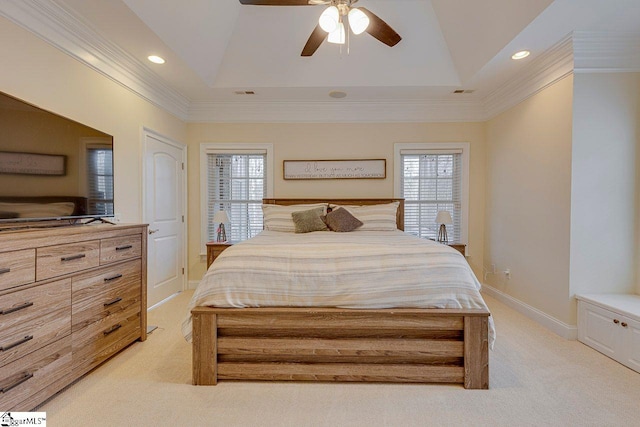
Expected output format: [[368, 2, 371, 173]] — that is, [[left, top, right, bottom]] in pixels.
[[511, 50, 530, 60], [329, 90, 347, 99], [147, 55, 165, 64]]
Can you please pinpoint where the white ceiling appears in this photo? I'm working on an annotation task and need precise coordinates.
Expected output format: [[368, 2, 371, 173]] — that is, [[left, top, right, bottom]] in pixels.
[[3, 0, 639, 120]]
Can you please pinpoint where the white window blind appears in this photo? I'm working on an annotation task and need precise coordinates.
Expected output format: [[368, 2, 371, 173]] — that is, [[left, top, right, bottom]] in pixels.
[[401, 150, 462, 242], [206, 152, 266, 242], [87, 146, 114, 216]]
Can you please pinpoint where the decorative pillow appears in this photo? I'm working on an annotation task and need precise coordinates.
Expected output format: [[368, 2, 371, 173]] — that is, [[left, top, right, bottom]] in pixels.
[[329, 201, 399, 231], [291, 207, 329, 233], [0, 202, 75, 219], [323, 207, 363, 232], [262, 203, 328, 232]]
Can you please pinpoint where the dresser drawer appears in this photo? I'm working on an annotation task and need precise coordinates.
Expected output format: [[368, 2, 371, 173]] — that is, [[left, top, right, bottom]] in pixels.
[[37, 240, 100, 281], [72, 260, 141, 333], [100, 234, 142, 265], [72, 310, 141, 375], [0, 279, 71, 368], [0, 336, 71, 410], [0, 249, 36, 292]]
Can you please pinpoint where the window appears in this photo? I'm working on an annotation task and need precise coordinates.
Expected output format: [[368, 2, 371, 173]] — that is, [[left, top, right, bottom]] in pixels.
[[86, 144, 114, 216], [200, 143, 273, 252], [394, 143, 469, 243]]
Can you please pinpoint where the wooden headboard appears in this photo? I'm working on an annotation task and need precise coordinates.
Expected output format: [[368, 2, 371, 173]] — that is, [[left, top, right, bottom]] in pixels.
[[262, 198, 404, 231]]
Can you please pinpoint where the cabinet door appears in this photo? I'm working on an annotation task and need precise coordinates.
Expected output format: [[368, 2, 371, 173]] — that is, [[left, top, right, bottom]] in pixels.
[[621, 316, 640, 372], [578, 302, 620, 360]]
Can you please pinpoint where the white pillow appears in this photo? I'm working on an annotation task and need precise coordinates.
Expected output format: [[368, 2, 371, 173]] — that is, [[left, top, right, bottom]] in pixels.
[[0, 202, 76, 218], [329, 201, 399, 231], [262, 203, 328, 232]]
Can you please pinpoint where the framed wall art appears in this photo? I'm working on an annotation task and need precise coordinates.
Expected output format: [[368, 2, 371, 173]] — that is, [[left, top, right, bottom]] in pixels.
[[0, 151, 66, 176], [283, 159, 386, 180]]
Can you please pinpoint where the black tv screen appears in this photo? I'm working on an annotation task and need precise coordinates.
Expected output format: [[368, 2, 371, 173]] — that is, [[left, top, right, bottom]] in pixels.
[[0, 91, 114, 223]]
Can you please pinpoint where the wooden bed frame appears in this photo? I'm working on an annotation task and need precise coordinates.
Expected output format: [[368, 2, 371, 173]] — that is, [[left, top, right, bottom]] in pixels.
[[192, 198, 490, 389]]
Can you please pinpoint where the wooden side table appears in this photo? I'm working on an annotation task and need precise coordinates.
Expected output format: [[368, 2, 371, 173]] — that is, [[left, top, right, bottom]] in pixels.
[[448, 243, 466, 256], [206, 241, 233, 268]]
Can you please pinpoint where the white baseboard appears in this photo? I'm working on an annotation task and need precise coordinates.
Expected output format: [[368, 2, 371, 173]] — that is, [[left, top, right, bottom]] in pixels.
[[188, 280, 200, 290], [482, 284, 578, 340]]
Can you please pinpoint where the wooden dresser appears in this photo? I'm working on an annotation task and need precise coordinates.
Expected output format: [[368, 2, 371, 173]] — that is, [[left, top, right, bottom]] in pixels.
[[0, 224, 147, 410]]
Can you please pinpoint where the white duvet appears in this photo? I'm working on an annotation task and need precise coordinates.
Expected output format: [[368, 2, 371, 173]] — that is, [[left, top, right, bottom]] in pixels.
[[182, 230, 495, 346]]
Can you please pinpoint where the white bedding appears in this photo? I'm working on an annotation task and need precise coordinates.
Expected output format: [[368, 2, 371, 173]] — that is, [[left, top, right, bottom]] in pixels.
[[182, 230, 495, 345]]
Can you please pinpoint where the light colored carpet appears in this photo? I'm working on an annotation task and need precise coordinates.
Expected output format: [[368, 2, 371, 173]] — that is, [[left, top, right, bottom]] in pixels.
[[40, 291, 640, 427]]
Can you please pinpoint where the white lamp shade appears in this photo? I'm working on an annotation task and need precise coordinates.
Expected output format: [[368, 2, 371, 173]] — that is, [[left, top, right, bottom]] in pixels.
[[348, 8, 370, 35], [213, 210, 229, 224], [328, 22, 346, 44], [319, 6, 339, 32], [435, 210, 453, 225]]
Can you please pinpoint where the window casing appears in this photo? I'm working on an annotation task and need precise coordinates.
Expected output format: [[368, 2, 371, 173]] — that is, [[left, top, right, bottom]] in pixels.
[[200, 143, 273, 253], [394, 143, 469, 244]]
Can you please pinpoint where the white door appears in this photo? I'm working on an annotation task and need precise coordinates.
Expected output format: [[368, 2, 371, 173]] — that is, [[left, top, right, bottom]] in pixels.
[[144, 129, 186, 307]]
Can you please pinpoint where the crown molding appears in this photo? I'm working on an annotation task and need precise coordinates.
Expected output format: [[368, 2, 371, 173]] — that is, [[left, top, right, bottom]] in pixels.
[[188, 98, 485, 123], [573, 31, 640, 72], [3, 2, 638, 124], [482, 34, 575, 120], [0, 0, 190, 120]]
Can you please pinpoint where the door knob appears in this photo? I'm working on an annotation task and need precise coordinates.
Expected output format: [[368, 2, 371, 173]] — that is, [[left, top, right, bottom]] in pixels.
[[149, 228, 159, 234]]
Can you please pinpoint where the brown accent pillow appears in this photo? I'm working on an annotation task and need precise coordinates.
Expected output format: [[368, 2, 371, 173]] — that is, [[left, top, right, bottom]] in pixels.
[[323, 207, 363, 232], [291, 207, 329, 233]]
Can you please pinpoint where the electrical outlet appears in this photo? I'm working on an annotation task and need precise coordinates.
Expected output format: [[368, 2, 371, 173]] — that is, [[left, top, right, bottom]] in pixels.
[[491, 264, 496, 274], [504, 268, 511, 279]]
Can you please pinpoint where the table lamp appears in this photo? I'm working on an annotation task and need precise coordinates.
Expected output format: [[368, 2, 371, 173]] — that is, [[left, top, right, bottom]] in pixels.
[[435, 210, 453, 244]]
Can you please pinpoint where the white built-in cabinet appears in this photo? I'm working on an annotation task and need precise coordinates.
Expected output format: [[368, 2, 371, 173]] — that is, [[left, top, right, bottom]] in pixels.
[[576, 294, 640, 373]]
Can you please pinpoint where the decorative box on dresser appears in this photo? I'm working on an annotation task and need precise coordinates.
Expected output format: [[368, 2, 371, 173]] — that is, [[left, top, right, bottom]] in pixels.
[[0, 224, 147, 410], [576, 293, 640, 373]]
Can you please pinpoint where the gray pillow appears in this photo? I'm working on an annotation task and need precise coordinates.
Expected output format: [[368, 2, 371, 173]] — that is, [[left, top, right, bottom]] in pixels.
[[291, 207, 329, 233], [323, 207, 363, 232]]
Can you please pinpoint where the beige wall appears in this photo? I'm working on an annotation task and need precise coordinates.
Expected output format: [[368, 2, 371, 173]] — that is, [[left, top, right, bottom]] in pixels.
[[187, 122, 487, 281], [0, 17, 186, 222], [570, 72, 640, 306], [485, 75, 574, 324]]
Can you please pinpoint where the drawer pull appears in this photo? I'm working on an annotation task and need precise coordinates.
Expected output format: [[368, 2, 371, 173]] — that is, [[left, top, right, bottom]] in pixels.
[[103, 324, 122, 336], [61, 254, 86, 262], [621, 322, 628, 328], [104, 274, 123, 282], [0, 302, 34, 315], [0, 372, 33, 393], [0, 267, 10, 275], [613, 319, 620, 324], [116, 245, 133, 251], [104, 297, 123, 307], [0, 335, 34, 352]]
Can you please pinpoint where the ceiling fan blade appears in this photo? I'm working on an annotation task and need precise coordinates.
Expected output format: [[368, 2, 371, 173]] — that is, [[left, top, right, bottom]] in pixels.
[[301, 24, 327, 57], [239, 0, 313, 5], [359, 7, 402, 47]]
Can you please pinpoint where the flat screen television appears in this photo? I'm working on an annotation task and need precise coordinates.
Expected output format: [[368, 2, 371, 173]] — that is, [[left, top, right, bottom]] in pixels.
[[0, 90, 114, 224]]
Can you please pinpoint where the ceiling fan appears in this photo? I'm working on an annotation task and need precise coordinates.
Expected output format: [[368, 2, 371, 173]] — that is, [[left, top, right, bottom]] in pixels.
[[239, 0, 402, 56]]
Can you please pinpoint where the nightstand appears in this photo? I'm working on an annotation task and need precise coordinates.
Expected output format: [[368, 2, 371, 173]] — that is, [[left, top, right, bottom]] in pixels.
[[206, 241, 233, 268], [448, 243, 466, 256]]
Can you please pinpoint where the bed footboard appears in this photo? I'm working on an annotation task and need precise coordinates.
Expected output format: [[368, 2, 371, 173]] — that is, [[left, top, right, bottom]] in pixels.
[[191, 307, 489, 389]]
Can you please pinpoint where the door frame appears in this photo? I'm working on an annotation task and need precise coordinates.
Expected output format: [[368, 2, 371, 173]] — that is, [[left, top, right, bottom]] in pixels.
[[141, 127, 188, 300]]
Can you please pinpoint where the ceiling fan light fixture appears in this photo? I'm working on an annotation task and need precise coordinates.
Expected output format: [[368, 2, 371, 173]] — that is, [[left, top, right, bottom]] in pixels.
[[319, 6, 339, 33], [327, 22, 346, 45], [348, 8, 370, 35]]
